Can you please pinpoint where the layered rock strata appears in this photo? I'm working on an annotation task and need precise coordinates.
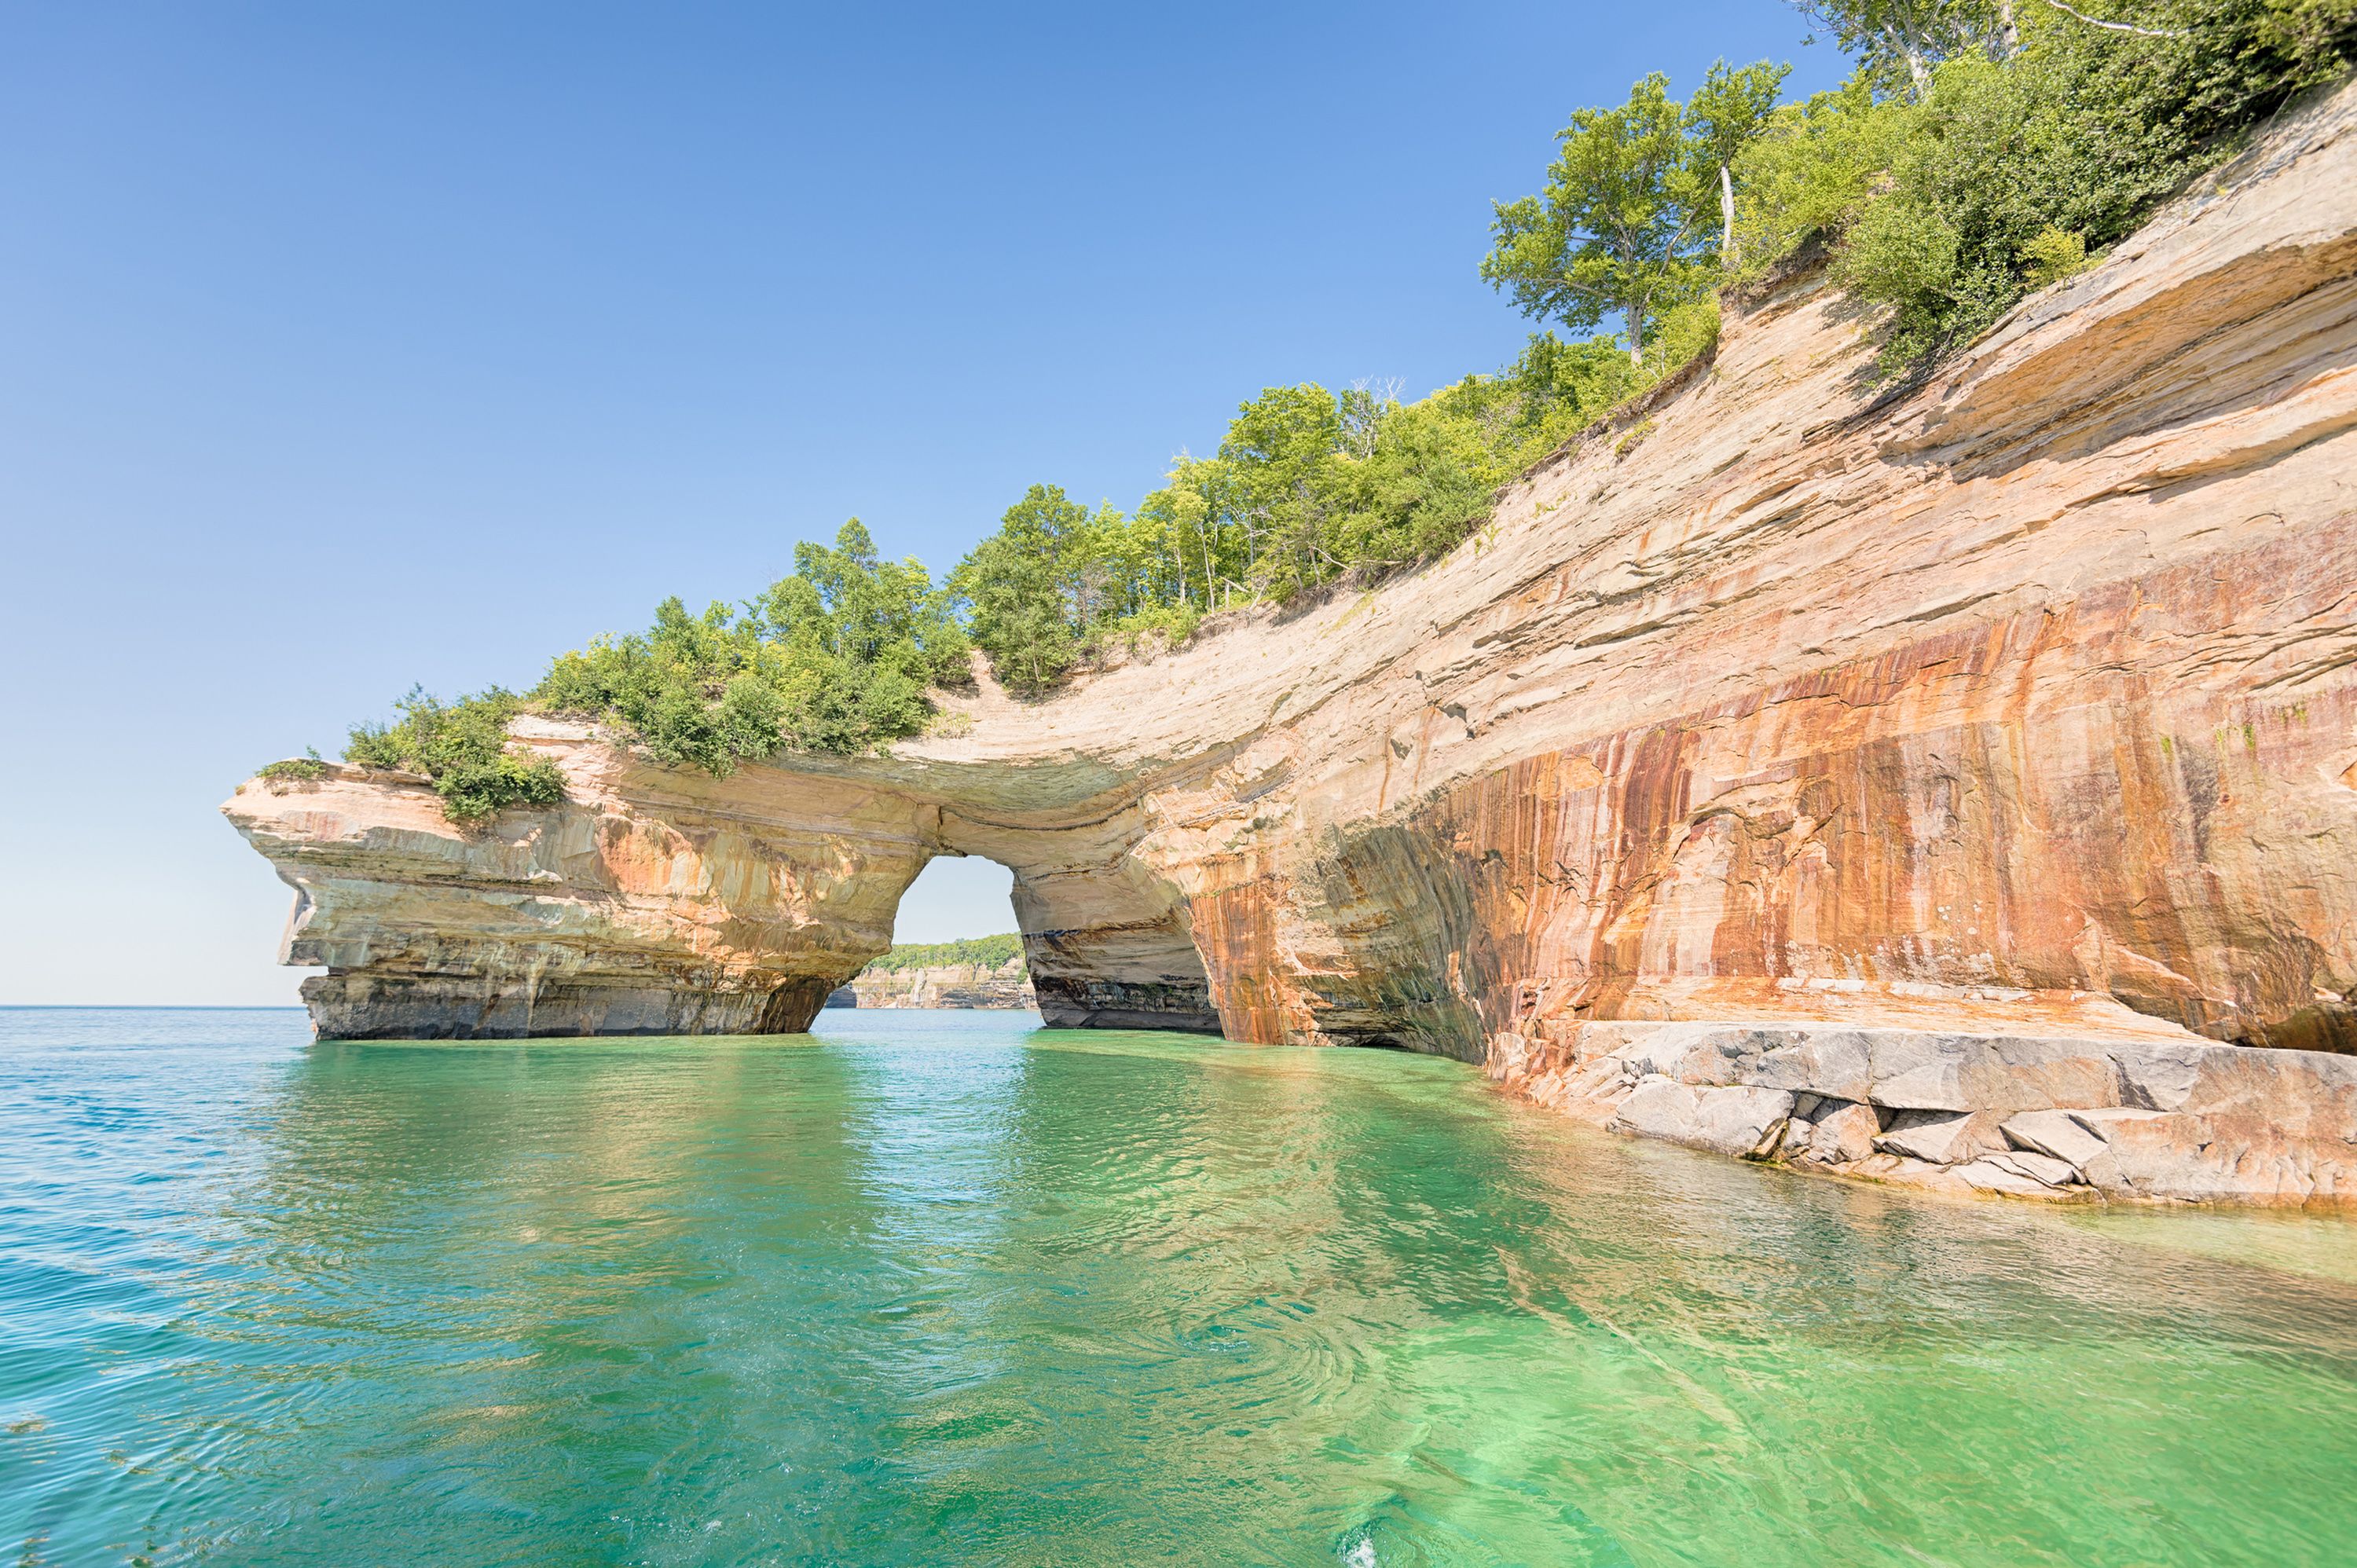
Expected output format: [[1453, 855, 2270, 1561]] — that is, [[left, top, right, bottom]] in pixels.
[[227, 82, 2357, 1203], [842, 957, 1036, 1009]]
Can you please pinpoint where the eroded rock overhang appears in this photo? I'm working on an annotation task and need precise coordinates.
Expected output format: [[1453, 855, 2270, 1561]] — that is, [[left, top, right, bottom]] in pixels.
[[227, 80, 2357, 1204]]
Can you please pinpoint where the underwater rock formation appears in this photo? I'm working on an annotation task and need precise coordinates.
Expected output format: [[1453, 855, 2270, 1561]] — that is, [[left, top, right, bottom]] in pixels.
[[228, 82, 2357, 1203]]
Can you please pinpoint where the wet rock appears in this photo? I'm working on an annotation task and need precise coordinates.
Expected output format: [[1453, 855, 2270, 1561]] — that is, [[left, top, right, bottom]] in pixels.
[[1956, 1160, 2067, 1198], [1985, 1149, 2080, 1188]]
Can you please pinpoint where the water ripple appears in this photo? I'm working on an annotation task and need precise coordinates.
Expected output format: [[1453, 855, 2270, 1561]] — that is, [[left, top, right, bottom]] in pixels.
[[3, 1006, 2357, 1565]]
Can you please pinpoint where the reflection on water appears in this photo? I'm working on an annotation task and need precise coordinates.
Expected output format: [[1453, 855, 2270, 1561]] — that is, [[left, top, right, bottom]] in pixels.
[[3, 1007, 2356, 1566]]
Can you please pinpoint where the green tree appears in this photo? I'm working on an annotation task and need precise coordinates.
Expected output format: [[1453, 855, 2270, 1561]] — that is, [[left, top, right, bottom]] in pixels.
[[1791, 1, 2003, 98], [534, 517, 967, 773], [1687, 60, 1793, 267], [1220, 384, 1346, 599], [1483, 64, 1784, 365], [952, 485, 1091, 697]]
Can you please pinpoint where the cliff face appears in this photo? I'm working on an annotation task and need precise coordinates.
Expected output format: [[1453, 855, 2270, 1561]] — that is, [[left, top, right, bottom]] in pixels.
[[228, 82, 2357, 1202], [842, 957, 1036, 1009]]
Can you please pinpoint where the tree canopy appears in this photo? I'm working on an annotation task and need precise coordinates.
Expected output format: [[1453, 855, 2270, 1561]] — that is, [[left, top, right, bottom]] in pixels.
[[1482, 62, 1787, 365], [532, 518, 970, 771]]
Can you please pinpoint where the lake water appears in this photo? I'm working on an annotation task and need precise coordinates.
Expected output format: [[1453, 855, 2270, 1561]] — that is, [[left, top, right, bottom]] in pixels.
[[5, 1006, 2356, 1566]]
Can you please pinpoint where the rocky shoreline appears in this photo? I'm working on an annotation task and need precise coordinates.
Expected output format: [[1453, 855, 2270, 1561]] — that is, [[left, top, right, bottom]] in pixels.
[[1497, 1022, 2357, 1206]]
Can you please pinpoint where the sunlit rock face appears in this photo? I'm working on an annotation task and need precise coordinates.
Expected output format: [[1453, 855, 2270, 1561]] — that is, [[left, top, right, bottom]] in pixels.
[[229, 82, 2357, 1199]]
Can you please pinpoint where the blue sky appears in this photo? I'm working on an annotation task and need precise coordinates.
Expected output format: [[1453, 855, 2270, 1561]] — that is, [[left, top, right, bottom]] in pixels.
[[0, 2, 1842, 1004]]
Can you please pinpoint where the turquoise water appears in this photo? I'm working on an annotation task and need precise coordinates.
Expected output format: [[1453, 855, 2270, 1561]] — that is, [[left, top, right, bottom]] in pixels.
[[5, 1009, 2357, 1566]]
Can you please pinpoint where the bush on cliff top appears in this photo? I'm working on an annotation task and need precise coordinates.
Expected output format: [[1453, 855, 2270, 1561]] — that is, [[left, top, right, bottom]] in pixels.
[[255, 753, 326, 782], [534, 518, 970, 772], [343, 688, 567, 823], [1749, 0, 2356, 372]]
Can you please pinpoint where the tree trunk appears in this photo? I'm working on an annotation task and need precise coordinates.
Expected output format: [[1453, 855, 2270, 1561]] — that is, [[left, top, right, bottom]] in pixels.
[[1720, 163, 1738, 269], [1994, 0, 2020, 57]]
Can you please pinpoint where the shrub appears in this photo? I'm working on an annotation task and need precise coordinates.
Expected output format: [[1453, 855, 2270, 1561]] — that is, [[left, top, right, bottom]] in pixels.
[[344, 687, 566, 824], [1748, 1, 2357, 372], [255, 753, 326, 783], [536, 518, 970, 765]]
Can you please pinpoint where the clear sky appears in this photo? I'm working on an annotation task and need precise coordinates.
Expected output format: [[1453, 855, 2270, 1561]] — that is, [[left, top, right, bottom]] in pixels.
[[0, 2, 1842, 1005]]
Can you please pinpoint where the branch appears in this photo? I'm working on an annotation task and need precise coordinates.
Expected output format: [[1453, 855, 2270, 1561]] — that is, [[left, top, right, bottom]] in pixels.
[[2039, 0, 2190, 37]]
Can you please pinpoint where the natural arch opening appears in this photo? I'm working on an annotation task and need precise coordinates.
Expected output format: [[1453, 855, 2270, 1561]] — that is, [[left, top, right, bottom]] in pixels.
[[890, 855, 1021, 947], [896, 830, 1224, 1035]]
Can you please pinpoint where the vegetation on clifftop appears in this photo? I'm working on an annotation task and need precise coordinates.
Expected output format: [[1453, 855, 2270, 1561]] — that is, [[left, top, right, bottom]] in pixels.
[[533, 520, 970, 773], [1740, 0, 2357, 371], [861, 934, 1025, 974], [343, 689, 567, 824], [278, 0, 2353, 815], [945, 0, 2352, 689]]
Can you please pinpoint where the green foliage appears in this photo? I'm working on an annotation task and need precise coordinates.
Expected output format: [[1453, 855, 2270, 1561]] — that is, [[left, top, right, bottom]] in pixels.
[[256, 752, 326, 783], [1483, 61, 1786, 364], [863, 932, 1025, 973], [1790, 1, 2003, 101], [948, 349, 1643, 658], [1754, 0, 2357, 372], [2018, 224, 2089, 286], [943, 302, 1725, 689], [950, 486, 1094, 698], [344, 688, 567, 824], [312, 0, 2355, 738], [536, 518, 971, 768]]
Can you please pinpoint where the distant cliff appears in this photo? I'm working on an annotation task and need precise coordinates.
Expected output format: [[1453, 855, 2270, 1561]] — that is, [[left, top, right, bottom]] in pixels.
[[838, 954, 1035, 1009], [227, 82, 2357, 1204]]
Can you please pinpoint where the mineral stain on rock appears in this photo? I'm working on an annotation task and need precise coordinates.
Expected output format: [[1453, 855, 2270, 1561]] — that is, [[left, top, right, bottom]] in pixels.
[[228, 82, 2357, 1206]]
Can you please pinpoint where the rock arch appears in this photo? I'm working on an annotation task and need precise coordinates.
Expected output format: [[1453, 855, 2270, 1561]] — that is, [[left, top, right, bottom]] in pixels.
[[226, 84, 2357, 1203]]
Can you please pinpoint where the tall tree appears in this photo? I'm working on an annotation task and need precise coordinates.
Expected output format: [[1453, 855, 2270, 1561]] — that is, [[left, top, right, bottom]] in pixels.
[[1790, 0, 2003, 97], [1688, 60, 1791, 268], [951, 485, 1089, 697], [1482, 64, 1784, 366]]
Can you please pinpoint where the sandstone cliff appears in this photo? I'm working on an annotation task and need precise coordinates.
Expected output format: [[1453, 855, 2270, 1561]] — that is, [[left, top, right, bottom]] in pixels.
[[228, 82, 2357, 1203], [841, 956, 1036, 1009]]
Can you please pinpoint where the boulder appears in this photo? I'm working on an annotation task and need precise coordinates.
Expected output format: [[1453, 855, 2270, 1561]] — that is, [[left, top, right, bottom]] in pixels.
[[2110, 1042, 2209, 1113], [2001, 1109, 2111, 1171], [1867, 1035, 2122, 1115], [1875, 1109, 2007, 1166], [1985, 1149, 2080, 1188], [1803, 1101, 1882, 1165], [1746, 1032, 1875, 1103], [1956, 1160, 2066, 1198], [1613, 1079, 1796, 1158]]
